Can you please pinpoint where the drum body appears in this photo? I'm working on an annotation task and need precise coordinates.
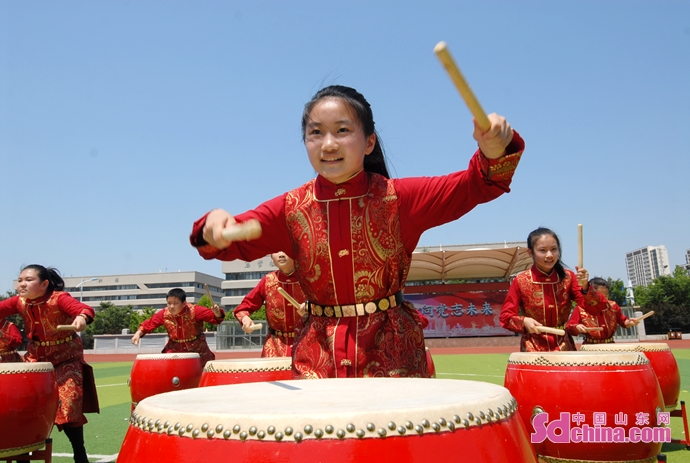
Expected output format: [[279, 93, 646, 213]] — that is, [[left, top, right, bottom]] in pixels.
[[129, 353, 202, 409], [0, 362, 58, 457], [580, 342, 681, 411], [119, 378, 537, 463], [199, 357, 292, 387], [505, 352, 664, 462]]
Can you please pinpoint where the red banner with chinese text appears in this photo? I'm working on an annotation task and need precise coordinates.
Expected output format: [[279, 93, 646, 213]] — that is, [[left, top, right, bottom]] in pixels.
[[406, 291, 513, 338]]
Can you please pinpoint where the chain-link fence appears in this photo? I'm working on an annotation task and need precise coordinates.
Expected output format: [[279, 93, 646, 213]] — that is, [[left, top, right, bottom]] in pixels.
[[216, 320, 267, 350]]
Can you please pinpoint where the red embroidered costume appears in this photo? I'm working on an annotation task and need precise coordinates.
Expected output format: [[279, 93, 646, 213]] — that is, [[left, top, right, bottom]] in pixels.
[[137, 302, 224, 367], [0, 319, 22, 362], [0, 292, 99, 427], [235, 270, 306, 357], [499, 266, 608, 352], [192, 135, 524, 378], [566, 300, 629, 344]]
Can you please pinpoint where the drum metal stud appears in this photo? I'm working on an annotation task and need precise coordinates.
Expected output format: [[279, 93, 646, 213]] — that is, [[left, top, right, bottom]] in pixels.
[[314, 429, 323, 438], [474, 417, 482, 426], [207, 430, 214, 439], [216, 424, 223, 433], [453, 414, 461, 423], [274, 432, 283, 441], [325, 425, 334, 434], [336, 429, 346, 439], [186, 424, 193, 432], [172, 376, 180, 387], [155, 419, 161, 427], [192, 429, 200, 438], [164, 421, 170, 428], [415, 425, 424, 434], [248, 426, 257, 436], [304, 425, 313, 434], [421, 419, 430, 428], [431, 423, 440, 432], [267, 426, 275, 435], [224, 430, 232, 439], [387, 421, 396, 430], [233, 425, 240, 433], [532, 406, 545, 419], [377, 428, 387, 437], [346, 423, 355, 433], [479, 411, 486, 420], [294, 432, 303, 442], [285, 427, 293, 436], [174, 422, 181, 430], [257, 430, 265, 440], [397, 426, 406, 435], [239, 431, 247, 441], [178, 428, 185, 436], [467, 412, 474, 421], [167, 427, 174, 435], [366, 423, 375, 432], [448, 421, 456, 431], [462, 419, 470, 428], [201, 423, 209, 432], [356, 429, 365, 438], [439, 418, 447, 426]]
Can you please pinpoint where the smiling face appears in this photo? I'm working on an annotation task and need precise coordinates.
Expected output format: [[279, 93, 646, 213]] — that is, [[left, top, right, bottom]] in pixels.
[[16, 268, 50, 300], [528, 234, 560, 274], [304, 98, 376, 184]]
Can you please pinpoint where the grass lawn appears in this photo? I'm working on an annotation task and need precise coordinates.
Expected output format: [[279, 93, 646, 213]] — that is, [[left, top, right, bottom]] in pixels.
[[42, 352, 690, 462]]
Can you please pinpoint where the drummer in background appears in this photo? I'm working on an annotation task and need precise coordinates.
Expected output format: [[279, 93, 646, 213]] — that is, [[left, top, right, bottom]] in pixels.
[[566, 277, 640, 344], [0, 265, 98, 463], [131, 287, 225, 367], [235, 252, 307, 357], [500, 228, 610, 352], [0, 319, 23, 362]]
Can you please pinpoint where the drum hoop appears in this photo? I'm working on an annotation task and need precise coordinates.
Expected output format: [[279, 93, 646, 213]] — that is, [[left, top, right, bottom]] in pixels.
[[0, 362, 54, 374], [507, 352, 649, 366], [580, 343, 671, 353], [538, 455, 658, 463], [129, 379, 519, 442], [135, 353, 201, 360], [204, 365, 292, 373], [204, 359, 292, 373]]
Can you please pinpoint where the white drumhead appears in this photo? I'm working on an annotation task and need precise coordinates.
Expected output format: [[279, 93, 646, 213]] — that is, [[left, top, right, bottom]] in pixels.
[[203, 357, 291, 373], [135, 353, 201, 361], [580, 343, 671, 353], [508, 351, 649, 366], [0, 362, 54, 374], [131, 378, 518, 441]]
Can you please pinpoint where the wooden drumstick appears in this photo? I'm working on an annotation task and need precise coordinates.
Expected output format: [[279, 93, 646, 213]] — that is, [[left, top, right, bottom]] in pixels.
[[247, 323, 263, 332], [632, 311, 654, 322], [535, 326, 566, 336], [221, 219, 262, 242], [277, 287, 301, 309], [434, 41, 491, 131], [204, 284, 214, 305], [57, 325, 76, 331], [583, 327, 604, 332], [577, 224, 583, 268]]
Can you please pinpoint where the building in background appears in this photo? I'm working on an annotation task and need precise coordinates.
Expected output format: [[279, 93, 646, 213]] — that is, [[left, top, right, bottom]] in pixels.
[[58, 271, 224, 310], [683, 249, 690, 274], [625, 245, 671, 287]]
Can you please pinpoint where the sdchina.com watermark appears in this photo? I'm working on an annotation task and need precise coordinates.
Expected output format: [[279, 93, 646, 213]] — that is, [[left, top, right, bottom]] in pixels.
[[531, 412, 672, 444]]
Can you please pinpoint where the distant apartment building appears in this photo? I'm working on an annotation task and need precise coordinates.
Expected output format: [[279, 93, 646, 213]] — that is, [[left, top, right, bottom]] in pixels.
[[625, 245, 671, 287], [683, 249, 690, 274], [57, 271, 224, 310]]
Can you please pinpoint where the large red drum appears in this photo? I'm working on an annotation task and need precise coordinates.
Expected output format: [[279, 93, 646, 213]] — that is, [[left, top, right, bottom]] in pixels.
[[0, 362, 58, 458], [199, 357, 292, 387], [580, 342, 681, 411], [129, 353, 202, 410], [119, 378, 537, 463], [505, 352, 665, 462]]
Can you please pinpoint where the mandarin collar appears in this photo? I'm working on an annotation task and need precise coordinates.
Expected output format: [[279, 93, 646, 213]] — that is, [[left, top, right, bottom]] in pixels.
[[530, 264, 561, 284], [23, 291, 53, 305], [277, 269, 297, 284], [314, 170, 370, 201]]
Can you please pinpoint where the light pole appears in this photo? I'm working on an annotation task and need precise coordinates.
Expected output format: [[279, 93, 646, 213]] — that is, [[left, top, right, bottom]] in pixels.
[[76, 277, 98, 302]]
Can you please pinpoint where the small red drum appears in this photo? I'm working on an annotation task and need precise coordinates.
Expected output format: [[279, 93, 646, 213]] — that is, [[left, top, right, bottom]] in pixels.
[[425, 347, 436, 378], [199, 357, 292, 387], [129, 353, 202, 410], [581, 342, 681, 411], [0, 362, 58, 458], [119, 378, 536, 463], [505, 352, 665, 462]]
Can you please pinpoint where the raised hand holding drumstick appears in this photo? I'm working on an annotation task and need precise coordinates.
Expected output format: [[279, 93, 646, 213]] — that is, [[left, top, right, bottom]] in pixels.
[[202, 210, 262, 250]]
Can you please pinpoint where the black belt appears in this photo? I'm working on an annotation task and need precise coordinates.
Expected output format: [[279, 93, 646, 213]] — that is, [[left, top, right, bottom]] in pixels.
[[308, 291, 405, 318]]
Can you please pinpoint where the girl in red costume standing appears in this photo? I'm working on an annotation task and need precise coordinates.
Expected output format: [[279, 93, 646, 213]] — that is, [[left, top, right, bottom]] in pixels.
[[0, 318, 23, 362], [191, 85, 524, 379], [500, 228, 609, 352], [0, 265, 98, 463]]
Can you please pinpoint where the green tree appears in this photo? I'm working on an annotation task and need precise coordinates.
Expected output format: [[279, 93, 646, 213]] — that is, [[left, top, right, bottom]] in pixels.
[[607, 278, 627, 306], [82, 302, 134, 349], [633, 267, 690, 335], [129, 307, 164, 334], [196, 294, 227, 331]]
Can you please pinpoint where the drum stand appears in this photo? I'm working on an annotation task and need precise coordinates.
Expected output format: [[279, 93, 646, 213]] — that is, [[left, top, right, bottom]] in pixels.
[[670, 400, 690, 449], [0, 439, 52, 463]]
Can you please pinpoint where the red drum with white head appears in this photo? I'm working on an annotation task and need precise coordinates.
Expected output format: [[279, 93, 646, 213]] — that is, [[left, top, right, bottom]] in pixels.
[[119, 378, 537, 463], [129, 353, 202, 410], [580, 342, 681, 411], [199, 357, 292, 387], [0, 362, 58, 457], [505, 351, 665, 462]]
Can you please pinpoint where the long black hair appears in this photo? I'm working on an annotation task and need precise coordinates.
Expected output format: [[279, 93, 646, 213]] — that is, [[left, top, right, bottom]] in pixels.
[[526, 227, 567, 279], [21, 264, 65, 292], [301, 85, 390, 178]]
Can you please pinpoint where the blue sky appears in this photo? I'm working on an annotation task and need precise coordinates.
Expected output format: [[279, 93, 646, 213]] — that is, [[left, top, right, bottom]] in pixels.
[[1, 1, 688, 293]]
